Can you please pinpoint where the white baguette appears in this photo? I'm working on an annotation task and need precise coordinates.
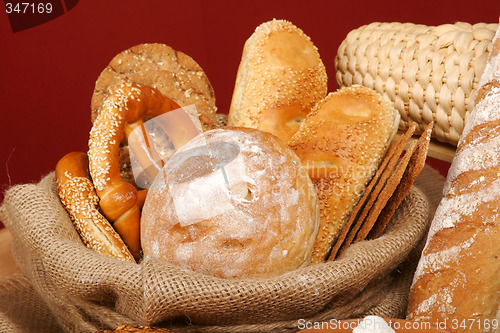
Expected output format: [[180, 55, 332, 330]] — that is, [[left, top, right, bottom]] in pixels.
[[407, 21, 500, 332]]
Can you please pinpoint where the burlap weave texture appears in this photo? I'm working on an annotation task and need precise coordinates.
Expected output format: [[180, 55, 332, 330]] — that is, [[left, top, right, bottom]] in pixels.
[[0, 166, 444, 333]]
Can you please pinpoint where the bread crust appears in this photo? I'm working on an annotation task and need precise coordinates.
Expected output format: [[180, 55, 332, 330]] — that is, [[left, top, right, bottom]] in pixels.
[[91, 43, 216, 131], [228, 19, 327, 142], [288, 85, 400, 263], [140, 127, 320, 279], [55, 152, 135, 262], [88, 83, 183, 259], [407, 24, 500, 331]]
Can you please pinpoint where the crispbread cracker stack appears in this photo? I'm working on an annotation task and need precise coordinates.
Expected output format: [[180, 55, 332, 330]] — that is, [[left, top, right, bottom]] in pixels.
[[369, 123, 433, 239], [328, 123, 417, 261], [288, 85, 400, 263], [331, 123, 433, 259], [352, 140, 418, 243]]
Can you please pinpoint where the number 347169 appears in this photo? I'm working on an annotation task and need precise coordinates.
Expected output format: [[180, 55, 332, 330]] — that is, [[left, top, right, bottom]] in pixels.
[[5, 2, 53, 14]]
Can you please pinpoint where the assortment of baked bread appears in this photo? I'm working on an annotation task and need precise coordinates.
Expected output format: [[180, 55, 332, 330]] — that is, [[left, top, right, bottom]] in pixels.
[[51, 17, 499, 331]]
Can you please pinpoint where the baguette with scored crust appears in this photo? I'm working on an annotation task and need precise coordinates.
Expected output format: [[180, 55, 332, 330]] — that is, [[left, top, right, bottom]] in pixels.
[[407, 22, 500, 332]]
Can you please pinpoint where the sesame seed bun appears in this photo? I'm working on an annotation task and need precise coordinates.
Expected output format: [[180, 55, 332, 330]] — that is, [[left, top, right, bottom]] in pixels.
[[227, 19, 327, 142], [91, 43, 217, 131]]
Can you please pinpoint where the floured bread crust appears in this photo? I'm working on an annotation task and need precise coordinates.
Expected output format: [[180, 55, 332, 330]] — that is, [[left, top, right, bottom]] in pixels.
[[140, 128, 320, 279], [407, 24, 500, 331], [228, 19, 327, 142]]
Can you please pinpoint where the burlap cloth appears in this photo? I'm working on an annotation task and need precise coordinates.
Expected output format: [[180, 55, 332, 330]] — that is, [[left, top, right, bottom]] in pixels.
[[0, 165, 445, 333]]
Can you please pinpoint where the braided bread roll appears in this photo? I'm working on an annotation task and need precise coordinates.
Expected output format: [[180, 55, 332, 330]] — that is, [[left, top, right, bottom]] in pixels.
[[407, 22, 500, 332], [336, 21, 498, 146], [88, 83, 182, 259]]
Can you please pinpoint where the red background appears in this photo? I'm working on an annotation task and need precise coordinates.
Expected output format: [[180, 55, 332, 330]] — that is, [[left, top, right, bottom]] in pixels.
[[1, 0, 499, 228]]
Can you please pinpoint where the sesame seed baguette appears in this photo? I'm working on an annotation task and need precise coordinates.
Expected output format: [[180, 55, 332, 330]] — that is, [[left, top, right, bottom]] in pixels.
[[88, 83, 182, 260], [227, 19, 328, 143], [55, 151, 135, 263], [288, 85, 400, 264]]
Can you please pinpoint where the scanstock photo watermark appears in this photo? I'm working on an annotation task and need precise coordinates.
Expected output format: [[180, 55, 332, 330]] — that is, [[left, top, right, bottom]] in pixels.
[[297, 318, 500, 331]]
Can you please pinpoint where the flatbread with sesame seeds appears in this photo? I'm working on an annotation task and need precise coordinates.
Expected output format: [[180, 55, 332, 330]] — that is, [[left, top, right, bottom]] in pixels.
[[91, 43, 217, 186], [91, 43, 217, 131], [288, 85, 400, 264]]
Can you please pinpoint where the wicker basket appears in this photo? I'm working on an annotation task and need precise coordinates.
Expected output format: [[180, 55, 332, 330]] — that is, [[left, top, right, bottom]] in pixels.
[[335, 21, 498, 154]]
